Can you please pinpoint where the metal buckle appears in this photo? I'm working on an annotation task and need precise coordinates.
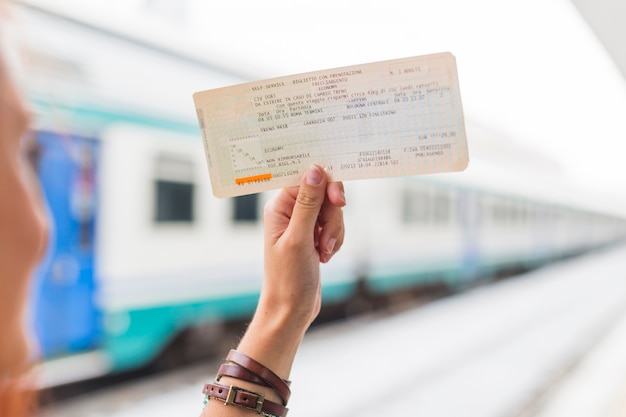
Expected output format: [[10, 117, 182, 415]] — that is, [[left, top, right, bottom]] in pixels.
[[254, 392, 265, 414], [225, 385, 237, 406], [224, 385, 265, 414]]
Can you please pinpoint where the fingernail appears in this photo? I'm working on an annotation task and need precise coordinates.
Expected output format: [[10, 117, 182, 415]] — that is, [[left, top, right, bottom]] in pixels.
[[306, 165, 323, 185], [326, 238, 337, 255], [339, 190, 347, 206]]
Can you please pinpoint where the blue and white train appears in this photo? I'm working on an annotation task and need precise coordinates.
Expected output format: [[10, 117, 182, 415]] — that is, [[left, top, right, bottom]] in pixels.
[[14, 4, 626, 387]]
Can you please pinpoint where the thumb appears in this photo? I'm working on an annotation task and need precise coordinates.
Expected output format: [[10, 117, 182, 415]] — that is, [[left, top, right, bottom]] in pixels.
[[289, 165, 327, 236]]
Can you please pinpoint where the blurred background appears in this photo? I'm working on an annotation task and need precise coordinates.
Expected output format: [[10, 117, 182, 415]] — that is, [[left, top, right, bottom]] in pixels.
[[5, 0, 626, 416]]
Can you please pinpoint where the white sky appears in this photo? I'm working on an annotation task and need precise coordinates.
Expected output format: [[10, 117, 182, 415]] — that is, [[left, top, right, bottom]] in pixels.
[[20, 0, 626, 213]]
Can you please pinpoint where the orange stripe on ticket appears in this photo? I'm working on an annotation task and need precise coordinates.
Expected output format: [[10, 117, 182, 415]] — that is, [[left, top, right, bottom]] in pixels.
[[235, 173, 273, 185]]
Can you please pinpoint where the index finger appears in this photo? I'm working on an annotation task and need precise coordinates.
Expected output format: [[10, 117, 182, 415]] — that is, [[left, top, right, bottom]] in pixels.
[[326, 181, 346, 208]]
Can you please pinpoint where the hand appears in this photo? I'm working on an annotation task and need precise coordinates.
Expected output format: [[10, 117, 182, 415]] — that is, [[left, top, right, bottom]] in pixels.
[[261, 164, 346, 328]]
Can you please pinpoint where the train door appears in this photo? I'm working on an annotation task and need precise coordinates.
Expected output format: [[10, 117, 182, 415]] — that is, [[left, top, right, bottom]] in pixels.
[[30, 131, 101, 358]]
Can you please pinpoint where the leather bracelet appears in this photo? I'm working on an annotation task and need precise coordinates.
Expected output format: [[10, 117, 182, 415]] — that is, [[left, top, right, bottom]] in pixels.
[[202, 382, 288, 417], [217, 363, 268, 386], [218, 363, 292, 388], [226, 349, 291, 405]]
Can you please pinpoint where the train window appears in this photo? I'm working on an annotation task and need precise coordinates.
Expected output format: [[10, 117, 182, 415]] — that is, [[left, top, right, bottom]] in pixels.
[[403, 189, 430, 224], [154, 154, 195, 223], [491, 198, 523, 226], [155, 180, 194, 222], [233, 194, 259, 222], [492, 202, 508, 224], [508, 202, 519, 225], [432, 193, 450, 224], [519, 202, 529, 224]]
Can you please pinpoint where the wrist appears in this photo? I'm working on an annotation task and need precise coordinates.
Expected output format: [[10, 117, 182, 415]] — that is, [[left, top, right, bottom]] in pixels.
[[234, 301, 310, 383], [256, 292, 317, 332], [251, 298, 310, 343]]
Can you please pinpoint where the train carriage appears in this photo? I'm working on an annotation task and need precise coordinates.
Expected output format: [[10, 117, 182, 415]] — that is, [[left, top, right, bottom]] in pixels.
[[15, 4, 626, 387]]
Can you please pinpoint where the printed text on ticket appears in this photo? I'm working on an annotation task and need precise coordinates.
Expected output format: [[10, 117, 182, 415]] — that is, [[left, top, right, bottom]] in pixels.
[[193, 52, 469, 198]]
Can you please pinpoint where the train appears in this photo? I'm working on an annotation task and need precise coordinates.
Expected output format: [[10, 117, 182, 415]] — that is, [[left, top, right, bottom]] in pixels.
[[15, 4, 626, 387]]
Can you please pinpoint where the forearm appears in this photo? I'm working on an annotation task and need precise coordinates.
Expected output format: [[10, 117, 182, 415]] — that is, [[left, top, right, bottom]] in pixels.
[[200, 304, 308, 417]]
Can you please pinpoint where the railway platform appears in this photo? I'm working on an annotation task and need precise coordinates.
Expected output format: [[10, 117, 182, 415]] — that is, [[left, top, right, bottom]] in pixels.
[[38, 242, 626, 417]]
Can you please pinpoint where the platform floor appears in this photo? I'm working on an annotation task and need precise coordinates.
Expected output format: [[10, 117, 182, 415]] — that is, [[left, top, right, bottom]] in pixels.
[[39, 243, 626, 417], [288, 243, 626, 417]]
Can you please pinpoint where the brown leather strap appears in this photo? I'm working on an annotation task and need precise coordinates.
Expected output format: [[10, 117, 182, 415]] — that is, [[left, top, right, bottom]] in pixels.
[[217, 363, 267, 386], [218, 363, 291, 387], [202, 382, 288, 417], [226, 349, 291, 405]]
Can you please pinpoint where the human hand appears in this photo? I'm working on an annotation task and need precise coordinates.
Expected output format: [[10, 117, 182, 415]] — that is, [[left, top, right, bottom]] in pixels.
[[261, 164, 346, 328]]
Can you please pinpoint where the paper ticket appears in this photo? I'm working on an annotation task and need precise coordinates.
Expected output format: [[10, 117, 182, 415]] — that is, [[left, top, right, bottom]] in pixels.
[[193, 52, 468, 198]]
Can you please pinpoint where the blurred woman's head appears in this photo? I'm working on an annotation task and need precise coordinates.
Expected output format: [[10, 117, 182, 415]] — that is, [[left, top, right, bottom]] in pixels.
[[1, 1, 48, 415]]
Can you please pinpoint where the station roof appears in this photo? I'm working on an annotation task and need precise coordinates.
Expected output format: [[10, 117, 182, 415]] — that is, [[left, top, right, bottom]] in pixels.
[[571, 0, 626, 82]]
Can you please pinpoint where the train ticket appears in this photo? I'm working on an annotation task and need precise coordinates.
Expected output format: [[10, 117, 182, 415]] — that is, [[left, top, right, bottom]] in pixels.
[[193, 52, 468, 198]]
